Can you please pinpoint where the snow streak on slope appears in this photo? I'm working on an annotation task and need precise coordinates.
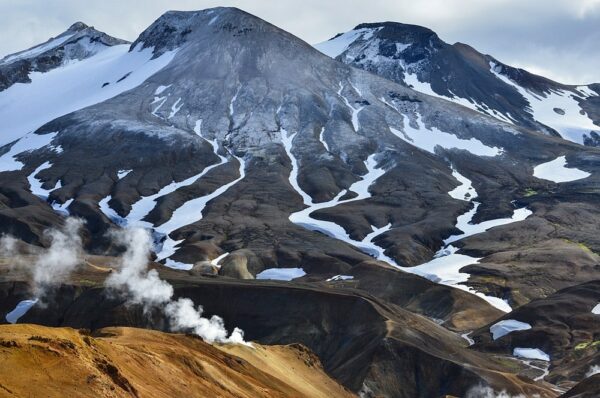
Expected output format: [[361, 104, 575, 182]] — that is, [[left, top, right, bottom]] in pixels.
[[338, 82, 364, 132], [0, 43, 176, 147], [490, 62, 599, 144], [28, 162, 58, 199], [398, 170, 530, 312], [281, 128, 397, 264], [533, 156, 591, 183], [98, 120, 246, 269], [443, 202, 532, 245], [156, 154, 246, 269], [390, 115, 502, 156], [282, 115, 526, 311]]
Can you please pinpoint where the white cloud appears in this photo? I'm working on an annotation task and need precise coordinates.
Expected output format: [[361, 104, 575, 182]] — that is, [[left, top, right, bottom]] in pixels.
[[0, 0, 598, 84]]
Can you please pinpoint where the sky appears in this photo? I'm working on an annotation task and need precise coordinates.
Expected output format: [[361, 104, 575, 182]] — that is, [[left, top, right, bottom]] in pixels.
[[0, 0, 598, 84]]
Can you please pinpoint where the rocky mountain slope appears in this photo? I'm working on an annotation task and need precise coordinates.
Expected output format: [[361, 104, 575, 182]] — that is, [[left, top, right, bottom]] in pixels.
[[315, 22, 600, 146], [0, 6, 599, 397]]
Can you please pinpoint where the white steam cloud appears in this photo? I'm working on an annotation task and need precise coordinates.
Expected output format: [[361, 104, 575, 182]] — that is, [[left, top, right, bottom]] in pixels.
[[32, 218, 84, 295], [106, 227, 250, 346], [1, 217, 84, 298], [2, 220, 249, 346]]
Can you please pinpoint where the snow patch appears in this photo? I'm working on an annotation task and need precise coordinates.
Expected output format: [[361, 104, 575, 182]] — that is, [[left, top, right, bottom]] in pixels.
[[154, 85, 171, 95], [533, 156, 590, 183], [210, 252, 229, 268], [448, 169, 478, 201], [117, 169, 132, 179], [256, 268, 306, 281], [490, 319, 532, 340], [592, 303, 600, 314], [5, 299, 38, 324], [513, 347, 550, 361], [168, 98, 183, 119], [27, 161, 59, 199]]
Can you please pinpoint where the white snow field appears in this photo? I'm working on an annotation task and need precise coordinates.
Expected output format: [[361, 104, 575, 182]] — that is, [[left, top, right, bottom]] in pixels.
[[490, 319, 532, 340], [592, 303, 600, 314], [5, 299, 38, 324], [533, 156, 591, 183], [490, 62, 599, 144], [513, 348, 550, 362], [0, 43, 176, 147], [256, 268, 306, 281]]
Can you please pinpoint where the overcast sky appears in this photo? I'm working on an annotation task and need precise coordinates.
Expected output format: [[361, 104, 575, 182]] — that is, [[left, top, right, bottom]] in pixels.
[[0, 0, 598, 84]]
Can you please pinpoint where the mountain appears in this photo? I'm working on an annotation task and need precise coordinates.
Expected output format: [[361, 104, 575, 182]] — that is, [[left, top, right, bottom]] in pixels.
[[0, 7, 599, 397], [0, 22, 128, 92], [315, 22, 600, 146]]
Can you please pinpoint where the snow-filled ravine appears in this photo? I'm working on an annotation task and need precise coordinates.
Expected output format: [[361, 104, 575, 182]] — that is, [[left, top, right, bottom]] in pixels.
[[99, 120, 246, 270], [533, 156, 591, 183], [397, 170, 530, 313], [282, 120, 528, 312]]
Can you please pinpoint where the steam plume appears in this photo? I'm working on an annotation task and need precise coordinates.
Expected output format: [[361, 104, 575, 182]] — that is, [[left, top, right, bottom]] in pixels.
[[106, 227, 250, 346]]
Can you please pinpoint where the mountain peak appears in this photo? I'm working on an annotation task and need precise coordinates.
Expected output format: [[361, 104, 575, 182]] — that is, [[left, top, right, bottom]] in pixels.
[[66, 21, 90, 32], [130, 7, 296, 56]]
